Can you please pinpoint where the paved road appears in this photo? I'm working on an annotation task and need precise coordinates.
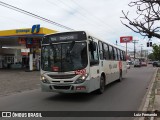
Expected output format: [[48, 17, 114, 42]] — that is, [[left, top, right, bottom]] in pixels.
[[0, 65, 156, 120]]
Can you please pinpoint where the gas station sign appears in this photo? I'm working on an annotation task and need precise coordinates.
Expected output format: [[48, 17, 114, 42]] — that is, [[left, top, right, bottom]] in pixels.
[[26, 38, 40, 48]]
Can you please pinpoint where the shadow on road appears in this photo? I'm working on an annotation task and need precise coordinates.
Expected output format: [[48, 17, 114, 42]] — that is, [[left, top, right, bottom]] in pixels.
[[44, 79, 126, 102], [45, 93, 96, 102]]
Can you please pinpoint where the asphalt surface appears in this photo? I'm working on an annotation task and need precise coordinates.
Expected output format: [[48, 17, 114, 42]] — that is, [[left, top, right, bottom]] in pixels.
[[0, 69, 40, 96], [0, 65, 156, 120]]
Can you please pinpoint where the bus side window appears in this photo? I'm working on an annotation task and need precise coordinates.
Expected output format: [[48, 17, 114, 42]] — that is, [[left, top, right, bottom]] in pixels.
[[109, 45, 113, 60], [112, 46, 115, 60], [114, 47, 118, 60], [103, 43, 109, 60], [117, 49, 120, 60], [98, 41, 104, 60], [89, 41, 99, 66], [123, 51, 126, 61], [120, 51, 123, 61]]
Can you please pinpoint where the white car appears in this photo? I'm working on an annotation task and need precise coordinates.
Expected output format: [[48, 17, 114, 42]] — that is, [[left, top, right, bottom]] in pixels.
[[134, 60, 141, 67], [126, 62, 130, 69]]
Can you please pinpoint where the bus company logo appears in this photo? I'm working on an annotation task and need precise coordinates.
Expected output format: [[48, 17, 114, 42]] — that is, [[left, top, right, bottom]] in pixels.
[[2, 112, 11, 117], [75, 69, 86, 75], [122, 38, 129, 41], [16, 29, 30, 33], [1, 112, 42, 118], [31, 24, 40, 34]]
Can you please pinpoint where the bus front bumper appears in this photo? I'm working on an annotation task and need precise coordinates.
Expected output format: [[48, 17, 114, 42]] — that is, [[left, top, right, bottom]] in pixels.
[[41, 81, 90, 93]]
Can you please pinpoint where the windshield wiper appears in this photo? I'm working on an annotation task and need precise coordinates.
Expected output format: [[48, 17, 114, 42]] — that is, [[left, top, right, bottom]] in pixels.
[[69, 41, 75, 52]]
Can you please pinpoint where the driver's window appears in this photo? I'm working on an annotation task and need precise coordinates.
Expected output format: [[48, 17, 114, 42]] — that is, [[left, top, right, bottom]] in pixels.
[[93, 43, 99, 61], [89, 42, 99, 65]]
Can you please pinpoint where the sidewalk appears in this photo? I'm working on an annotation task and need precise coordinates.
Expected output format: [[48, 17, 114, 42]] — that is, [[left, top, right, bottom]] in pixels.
[[153, 68, 160, 120], [139, 68, 160, 120], [0, 69, 40, 97]]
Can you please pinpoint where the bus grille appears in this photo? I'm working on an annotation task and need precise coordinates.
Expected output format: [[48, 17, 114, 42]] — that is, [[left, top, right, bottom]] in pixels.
[[48, 74, 76, 79], [53, 85, 71, 90], [51, 81, 73, 83]]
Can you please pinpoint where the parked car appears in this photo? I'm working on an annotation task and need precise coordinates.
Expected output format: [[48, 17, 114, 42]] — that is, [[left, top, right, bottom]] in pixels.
[[126, 62, 130, 69], [141, 61, 147, 66], [134, 59, 141, 67], [148, 61, 153, 64], [153, 61, 160, 67]]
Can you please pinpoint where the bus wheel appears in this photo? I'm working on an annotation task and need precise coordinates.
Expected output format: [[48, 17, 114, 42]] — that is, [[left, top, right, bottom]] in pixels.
[[97, 76, 105, 94]]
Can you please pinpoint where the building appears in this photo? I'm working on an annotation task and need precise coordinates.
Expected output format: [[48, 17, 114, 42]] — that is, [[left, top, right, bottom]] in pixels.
[[0, 25, 57, 70], [128, 50, 148, 61]]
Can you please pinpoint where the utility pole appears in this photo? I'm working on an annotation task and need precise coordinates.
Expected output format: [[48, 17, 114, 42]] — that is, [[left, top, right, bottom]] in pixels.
[[126, 42, 127, 60], [116, 40, 118, 45], [132, 40, 138, 61], [140, 44, 143, 58]]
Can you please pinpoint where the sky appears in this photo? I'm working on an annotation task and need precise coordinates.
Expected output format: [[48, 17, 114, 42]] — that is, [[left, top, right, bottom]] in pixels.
[[0, 0, 159, 52]]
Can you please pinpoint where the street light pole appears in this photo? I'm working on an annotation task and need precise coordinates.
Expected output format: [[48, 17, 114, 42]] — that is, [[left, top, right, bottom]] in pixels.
[[132, 40, 138, 61]]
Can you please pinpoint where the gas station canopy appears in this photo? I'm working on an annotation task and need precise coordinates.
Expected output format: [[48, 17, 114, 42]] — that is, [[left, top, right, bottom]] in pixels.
[[0, 25, 57, 48], [0, 25, 57, 70], [0, 25, 57, 38]]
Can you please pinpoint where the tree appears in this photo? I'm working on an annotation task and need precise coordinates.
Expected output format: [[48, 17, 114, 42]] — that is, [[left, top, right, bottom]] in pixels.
[[121, 0, 160, 39], [152, 44, 160, 60], [148, 53, 155, 60]]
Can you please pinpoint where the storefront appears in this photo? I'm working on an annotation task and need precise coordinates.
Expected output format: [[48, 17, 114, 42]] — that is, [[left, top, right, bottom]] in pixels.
[[0, 25, 57, 71]]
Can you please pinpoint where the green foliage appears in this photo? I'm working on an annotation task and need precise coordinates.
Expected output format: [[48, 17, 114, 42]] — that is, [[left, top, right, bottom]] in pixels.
[[148, 53, 155, 60], [152, 44, 160, 61]]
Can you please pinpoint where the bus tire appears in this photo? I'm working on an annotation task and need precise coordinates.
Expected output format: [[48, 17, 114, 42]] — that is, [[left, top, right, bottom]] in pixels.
[[97, 76, 105, 94], [118, 70, 122, 82]]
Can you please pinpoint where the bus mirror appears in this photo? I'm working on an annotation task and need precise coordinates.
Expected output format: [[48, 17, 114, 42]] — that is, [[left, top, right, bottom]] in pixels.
[[89, 42, 96, 51]]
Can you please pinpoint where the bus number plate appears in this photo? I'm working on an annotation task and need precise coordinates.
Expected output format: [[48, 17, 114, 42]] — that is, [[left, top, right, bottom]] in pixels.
[[75, 69, 86, 75]]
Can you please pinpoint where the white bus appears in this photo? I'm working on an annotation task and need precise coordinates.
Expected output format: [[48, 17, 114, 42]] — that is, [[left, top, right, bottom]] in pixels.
[[40, 31, 127, 94]]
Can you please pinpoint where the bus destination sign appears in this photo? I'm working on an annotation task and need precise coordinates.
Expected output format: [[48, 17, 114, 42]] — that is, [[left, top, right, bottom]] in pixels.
[[42, 31, 87, 44], [50, 34, 78, 42]]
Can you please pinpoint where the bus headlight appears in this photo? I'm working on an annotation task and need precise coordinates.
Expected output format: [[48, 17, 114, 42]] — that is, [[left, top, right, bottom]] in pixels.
[[41, 76, 50, 83], [74, 74, 88, 84]]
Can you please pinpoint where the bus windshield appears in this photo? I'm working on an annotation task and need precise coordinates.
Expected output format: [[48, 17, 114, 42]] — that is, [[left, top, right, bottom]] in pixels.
[[41, 41, 88, 72]]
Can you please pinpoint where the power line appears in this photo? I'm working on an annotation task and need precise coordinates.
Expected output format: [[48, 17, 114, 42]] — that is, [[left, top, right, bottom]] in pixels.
[[47, 0, 111, 34], [68, 0, 115, 33], [0, 1, 74, 31], [56, 0, 121, 41], [71, 0, 114, 32], [46, 0, 89, 27], [46, 0, 109, 37]]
